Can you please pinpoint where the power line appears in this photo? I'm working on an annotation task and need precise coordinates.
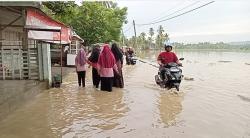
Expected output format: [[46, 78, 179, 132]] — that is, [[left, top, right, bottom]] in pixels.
[[136, 1, 215, 26], [123, 24, 133, 33], [149, 1, 200, 23], [149, 0, 189, 22]]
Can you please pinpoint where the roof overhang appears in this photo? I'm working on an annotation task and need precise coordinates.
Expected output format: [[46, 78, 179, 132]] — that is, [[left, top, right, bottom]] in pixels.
[[25, 25, 61, 32], [0, 2, 41, 8]]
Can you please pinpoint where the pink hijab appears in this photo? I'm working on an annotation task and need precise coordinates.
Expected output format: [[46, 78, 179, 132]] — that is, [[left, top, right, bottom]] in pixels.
[[98, 44, 116, 68], [76, 48, 86, 66]]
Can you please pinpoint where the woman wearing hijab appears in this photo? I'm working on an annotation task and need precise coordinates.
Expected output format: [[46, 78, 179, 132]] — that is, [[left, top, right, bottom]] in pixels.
[[75, 48, 87, 87], [97, 44, 118, 92], [87, 45, 101, 88], [111, 43, 124, 88]]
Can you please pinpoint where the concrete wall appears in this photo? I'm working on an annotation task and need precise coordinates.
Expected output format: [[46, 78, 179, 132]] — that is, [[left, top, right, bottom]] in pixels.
[[0, 80, 47, 121], [0, 42, 52, 121]]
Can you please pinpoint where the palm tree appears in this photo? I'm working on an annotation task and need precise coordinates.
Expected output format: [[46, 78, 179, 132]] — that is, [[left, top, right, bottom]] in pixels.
[[155, 35, 160, 49], [149, 27, 154, 49], [140, 32, 146, 49], [163, 33, 169, 44], [99, 1, 115, 8], [157, 25, 164, 48]]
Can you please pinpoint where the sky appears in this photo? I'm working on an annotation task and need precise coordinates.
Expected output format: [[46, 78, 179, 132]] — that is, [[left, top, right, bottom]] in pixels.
[[117, 0, 250, 43]]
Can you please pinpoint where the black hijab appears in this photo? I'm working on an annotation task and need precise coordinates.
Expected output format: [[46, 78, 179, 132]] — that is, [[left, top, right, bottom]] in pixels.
[[111, 43, 123, 62], [88, 46, 100, 63]]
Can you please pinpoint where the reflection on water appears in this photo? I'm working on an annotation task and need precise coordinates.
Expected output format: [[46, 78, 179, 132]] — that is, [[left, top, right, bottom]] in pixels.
[[157, 92, 183, 127], [0, 50, 250, 137], [48, 73, 130, 137]]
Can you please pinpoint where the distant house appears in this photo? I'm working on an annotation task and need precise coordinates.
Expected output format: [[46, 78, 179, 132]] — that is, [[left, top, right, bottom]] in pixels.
[[67, 31, 84, 66], [50, 31, 84, 66]]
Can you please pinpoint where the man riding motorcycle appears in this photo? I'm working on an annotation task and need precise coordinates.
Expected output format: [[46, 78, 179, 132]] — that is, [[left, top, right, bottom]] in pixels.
[[157, 43, 182, 80], [125, 47, 136, 65]]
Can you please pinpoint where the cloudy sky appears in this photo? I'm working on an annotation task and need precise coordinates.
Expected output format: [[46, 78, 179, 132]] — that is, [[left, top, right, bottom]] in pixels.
[[117, 0, 250, 43]]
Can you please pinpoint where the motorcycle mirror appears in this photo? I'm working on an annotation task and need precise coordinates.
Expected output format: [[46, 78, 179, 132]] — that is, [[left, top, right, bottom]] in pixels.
[[179, 58, 184, 60]]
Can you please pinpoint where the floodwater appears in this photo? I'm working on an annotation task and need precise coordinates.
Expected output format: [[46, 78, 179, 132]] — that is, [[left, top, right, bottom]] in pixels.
[[0, 50, 250, 138]]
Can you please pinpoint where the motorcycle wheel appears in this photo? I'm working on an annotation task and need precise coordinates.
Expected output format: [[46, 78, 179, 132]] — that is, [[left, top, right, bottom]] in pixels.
[[175, 85, 179, 91], [155, 75, 160, 84]]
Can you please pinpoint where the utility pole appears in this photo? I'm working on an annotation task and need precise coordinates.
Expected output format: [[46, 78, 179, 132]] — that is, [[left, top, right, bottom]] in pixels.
[[132, 20, 137, 50]]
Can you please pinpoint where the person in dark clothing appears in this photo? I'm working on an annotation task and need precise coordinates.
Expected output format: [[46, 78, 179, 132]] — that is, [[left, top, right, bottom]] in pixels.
[[125, 47, 135, 65], [87, 45, 101, 88], [111, 43, 124, 88]]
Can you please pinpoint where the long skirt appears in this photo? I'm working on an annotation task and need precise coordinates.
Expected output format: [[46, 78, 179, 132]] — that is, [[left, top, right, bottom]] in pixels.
[[113, 70, 124, 88], [92, 68, 100, 88], [77, 71, 86, 87], [113, 60, 124, 88], [100, 77, 113, 92]]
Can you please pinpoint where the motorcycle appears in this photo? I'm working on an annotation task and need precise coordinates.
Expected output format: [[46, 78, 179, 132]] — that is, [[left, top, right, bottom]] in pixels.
[[155, 58, 184, 91], [126, 55, 137, 65]]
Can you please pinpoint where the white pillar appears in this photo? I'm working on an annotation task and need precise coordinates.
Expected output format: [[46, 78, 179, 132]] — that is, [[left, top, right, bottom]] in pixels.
[[41, 43, 51, 87], [37, 42, 43, 81]]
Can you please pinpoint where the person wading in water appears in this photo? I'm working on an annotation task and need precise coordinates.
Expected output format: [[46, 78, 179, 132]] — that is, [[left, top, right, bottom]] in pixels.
[[97, 44, 118, 92]]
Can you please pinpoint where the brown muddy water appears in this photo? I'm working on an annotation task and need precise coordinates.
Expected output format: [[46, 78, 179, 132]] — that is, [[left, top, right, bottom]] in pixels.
[[0, 50, 250, 138]]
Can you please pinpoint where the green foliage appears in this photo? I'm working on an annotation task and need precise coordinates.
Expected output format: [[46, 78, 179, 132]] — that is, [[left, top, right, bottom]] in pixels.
[[42, 1, 77, 25], [149, 28, 154, 38], [139, 32, 147, 49], [173, 42, 250, 50], [123, 25, 169, 50], [42, 2, 127, 46], [155, 25, 169, 48]]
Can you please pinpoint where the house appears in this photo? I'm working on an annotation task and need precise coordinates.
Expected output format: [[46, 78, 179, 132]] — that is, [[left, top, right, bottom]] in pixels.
[[50, 31, 84, 66], [0, 2, 72, 120], [0, 2, 72, 82], [66, 31, 84, 66]]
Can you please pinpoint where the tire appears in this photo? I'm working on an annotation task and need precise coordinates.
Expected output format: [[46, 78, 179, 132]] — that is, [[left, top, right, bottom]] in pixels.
[[155, 75, 160, 84], [175, 85, 179, 91]]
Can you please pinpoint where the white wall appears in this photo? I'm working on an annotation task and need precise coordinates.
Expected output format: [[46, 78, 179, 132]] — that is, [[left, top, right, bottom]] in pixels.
[[38, 43, 51, 86]]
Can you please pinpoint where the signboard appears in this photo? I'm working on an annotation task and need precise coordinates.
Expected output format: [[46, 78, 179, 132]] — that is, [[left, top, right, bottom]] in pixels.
[[67, 54, 76, 66]]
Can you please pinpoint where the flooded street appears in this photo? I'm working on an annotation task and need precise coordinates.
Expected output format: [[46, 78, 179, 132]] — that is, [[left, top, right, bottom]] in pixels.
[[1, 50, 250, 138]]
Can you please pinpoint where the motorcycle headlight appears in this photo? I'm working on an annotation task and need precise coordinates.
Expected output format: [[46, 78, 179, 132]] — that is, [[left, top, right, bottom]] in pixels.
[[170, 68, 179, 72]]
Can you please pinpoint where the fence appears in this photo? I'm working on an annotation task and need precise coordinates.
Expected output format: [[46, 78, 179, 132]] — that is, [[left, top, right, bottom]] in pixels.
[[0, 40, 39, 80]]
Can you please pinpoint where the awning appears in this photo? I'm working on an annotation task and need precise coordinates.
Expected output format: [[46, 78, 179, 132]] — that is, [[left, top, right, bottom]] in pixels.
[[26, 8, 72, 44], [72, 31, 84, 42]]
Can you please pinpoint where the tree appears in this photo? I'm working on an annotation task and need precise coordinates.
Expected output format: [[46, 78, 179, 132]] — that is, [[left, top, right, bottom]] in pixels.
[[161, 33, 169, 46], [149, 27, 154, 49], [140, 32, 146, 49], [155, 34, 161, 49], [42, 2, 77, 25], [120, 32, 126, 46], [164, 33, 169, 42], [157, 25, 164, 48], [97, 1, 116, 8], [42, 2, 127, 46]]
